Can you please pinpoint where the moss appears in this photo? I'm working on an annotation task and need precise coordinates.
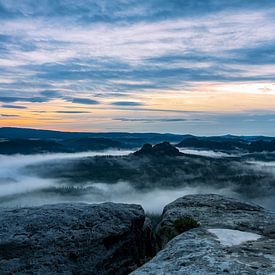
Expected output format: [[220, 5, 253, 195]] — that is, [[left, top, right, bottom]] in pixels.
[[173, 216, 199, 233]]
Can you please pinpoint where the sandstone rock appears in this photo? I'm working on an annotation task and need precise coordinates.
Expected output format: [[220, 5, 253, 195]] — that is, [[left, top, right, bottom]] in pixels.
[[132, 227, 275, 274], [133, 142, 183, 157], [134, 194, 275, 274], [156, 194, 275, 248], [0, 202, 152, 274]]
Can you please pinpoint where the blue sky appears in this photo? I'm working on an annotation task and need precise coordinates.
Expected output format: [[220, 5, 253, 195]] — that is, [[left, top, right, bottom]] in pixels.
[[0, 0, 275, 135]]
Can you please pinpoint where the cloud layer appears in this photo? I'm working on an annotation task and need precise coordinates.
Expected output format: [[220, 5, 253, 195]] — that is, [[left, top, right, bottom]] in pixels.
[[0, 0, 275, 134]]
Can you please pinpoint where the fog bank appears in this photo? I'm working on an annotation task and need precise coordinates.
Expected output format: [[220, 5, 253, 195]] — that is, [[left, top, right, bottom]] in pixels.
[[0, 151, 274, 213]]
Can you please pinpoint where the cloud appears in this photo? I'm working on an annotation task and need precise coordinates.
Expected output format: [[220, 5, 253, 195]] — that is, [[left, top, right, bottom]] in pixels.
[[40, 90, 62, 98], [0, 4, 274, 95], [55, 110, 91, 114], [1, 0, 275, 23], [0, 1, 275, 134], [226, 43, 275, 65], [2, 104, 27, 109], [109, 107, 201, 114], [68, 97, 100, 105], [113, 118, 187, 123], [0, 96, 27, 103], [0, 113, 19, 117], [111, 101, 144, 106], [0, 96, 49, 103]]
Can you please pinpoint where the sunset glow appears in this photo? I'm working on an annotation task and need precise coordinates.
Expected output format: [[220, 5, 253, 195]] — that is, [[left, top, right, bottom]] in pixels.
[[0, 1, 275, 135]]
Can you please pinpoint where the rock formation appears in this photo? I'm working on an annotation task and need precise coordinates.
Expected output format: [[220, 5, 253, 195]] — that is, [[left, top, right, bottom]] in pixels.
[[1, 194, 274, 274], [156, 194, 275, 248], [0, 203, 152, 274], [133, 194, 275, 274], [133, 142, 183, 157], [132, 227, 275, 274]]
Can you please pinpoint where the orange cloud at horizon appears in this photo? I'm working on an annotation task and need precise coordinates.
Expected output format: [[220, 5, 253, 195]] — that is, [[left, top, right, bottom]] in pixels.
[[1, 82, 275, 132]]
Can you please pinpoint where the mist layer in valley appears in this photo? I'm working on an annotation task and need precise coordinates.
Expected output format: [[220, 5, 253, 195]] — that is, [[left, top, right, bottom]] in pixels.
[[0, 145, 274, 213]]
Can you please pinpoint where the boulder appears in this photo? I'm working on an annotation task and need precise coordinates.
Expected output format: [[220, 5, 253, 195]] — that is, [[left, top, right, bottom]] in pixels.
[[132, 227, 275, 274], [133, 194, 275, 274], [156, 194, 275, 248], [0, 202, 152, 274]]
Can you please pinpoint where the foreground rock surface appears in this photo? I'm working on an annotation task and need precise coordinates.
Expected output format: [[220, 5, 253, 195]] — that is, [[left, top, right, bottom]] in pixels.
[[156, 194, 275, 248], [0, 203, 151, 274], [132, 227, 275, 275], [133, 194, 275, 274]]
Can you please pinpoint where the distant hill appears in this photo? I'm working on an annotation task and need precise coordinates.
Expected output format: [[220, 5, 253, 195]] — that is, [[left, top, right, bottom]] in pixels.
[[0, 127, 275, 154], [0, 139, 68, 155], [177, 137, 275, 153], [0, 127, 188, 154], [62, 138, 124, 151], [25, 141, 275, 206], [0, 127, 187, 144], [0, 138, 126, 155], [133, 142, 183, 157], [177, 137, 248, 151], [0, 127, 85, 140]]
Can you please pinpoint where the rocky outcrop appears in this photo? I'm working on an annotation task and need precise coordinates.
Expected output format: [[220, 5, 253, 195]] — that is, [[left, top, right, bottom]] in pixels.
[[132, 227, 275, 274], [1, 195, 274, 274], [133, 194, 275, 274], [156, 194, 275, 248], [133, 142, 183, 157], [0, 202, 152, 275]]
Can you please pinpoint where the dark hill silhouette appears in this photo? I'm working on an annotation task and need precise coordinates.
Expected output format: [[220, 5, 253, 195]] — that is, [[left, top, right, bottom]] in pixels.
[[62, 138, 123, 151], [177, 137, 275, 153], [0, 139, 68, 154], [0, 138, 124, 155], [1, 127, 275, 154], [133, 142, 183, 157], [177, 137, 248, 151], [249, 140, 275, 152]]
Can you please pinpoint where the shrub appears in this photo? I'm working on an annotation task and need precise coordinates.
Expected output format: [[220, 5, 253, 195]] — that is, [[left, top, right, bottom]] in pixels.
[[173, 216, 199, 233]]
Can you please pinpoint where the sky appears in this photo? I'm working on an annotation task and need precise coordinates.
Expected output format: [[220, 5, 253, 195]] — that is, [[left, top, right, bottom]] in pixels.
[[0, 0, 275, 135]]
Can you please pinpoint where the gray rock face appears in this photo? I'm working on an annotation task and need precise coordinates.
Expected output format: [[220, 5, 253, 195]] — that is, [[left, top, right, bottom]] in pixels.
[[133, 194, 275, 274], [132, 228, 275, 275], [156, 194, 275, 248], [0, 203, 152, 275]]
